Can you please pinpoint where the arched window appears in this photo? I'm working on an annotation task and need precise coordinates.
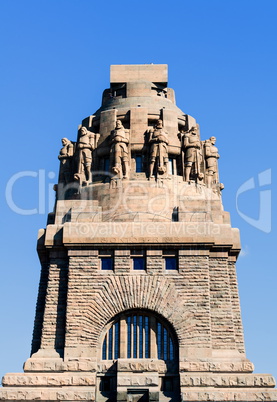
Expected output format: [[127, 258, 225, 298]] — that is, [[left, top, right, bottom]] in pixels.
[[101, 310, 177, 361]]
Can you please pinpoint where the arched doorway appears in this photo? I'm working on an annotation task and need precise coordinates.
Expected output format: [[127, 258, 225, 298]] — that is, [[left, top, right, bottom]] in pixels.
[[97, 309, 180, 401]]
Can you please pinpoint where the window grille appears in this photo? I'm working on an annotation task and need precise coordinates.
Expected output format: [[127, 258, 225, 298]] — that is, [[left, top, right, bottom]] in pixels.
[[102, 312, 176, 361]]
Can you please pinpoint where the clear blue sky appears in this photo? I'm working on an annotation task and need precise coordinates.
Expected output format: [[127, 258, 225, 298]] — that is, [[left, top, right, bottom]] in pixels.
[[0, 0, 276, 382]]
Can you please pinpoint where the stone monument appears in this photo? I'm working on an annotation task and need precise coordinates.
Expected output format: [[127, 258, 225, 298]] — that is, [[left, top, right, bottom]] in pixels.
[[1, 64, 276, 401]]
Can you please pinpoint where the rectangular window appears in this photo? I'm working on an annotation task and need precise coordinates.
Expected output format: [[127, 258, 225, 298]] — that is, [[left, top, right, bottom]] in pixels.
[[101, 257, 113, 270], [133, 315, 137, 358], [163, 250, 178, 271], [145, 316, 149, 358], [114, 321, 119, 359], [157, 322, 162, 359], [165, 257, 177, 270], [133, 257, 145, 270], [139, 315, 143, 358], [172, 207, 178, 222], [108, 327, 113, 359], [100, 250, 114, 270], [135, 155, 143, 172], [168, 158, 174, 175], [127, 316, 132, 358], [131, 250, 145, 270], [169, 157, 177, 175]]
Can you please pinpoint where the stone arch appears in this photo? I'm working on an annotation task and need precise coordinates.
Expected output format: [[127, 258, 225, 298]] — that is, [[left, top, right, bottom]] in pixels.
[[99, 308, 180, 364], [78, 275, 194, 348]]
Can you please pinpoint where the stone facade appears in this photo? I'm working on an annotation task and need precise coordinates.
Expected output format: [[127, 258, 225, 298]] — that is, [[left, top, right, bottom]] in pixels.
[[1, 65, 276, 401]]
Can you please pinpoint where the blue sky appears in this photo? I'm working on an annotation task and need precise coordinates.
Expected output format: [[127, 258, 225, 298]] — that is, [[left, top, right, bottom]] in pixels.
[[0, 0, 276, 381]]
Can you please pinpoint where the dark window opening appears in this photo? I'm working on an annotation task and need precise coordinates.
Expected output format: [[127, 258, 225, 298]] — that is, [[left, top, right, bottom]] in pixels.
[[100, 250, 113, 271], [165, 257, 177, 270], [101, 257, 113, 270], [135, 155, 143, 173], [133, 257, 145, 270], [172, 207, 179, 222], [131, 250, 145, 270], [163, 250, 178, 271]]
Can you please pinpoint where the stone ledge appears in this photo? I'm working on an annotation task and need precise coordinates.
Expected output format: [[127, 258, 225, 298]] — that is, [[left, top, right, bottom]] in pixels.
[[4, 372, 274, 389], [117, 373, 159, 387], [180, 387, 277, 401], [117, 359, 169, 373], [61, 221, 240, 249], [179, 361, 254, 373], [2, 373, 96, 387], [24, 359, 97, 372], [0, 386, 95, 401], [1, 386, 277, 401], [23, 359, 255, 374], [180, 373, 276, 387]]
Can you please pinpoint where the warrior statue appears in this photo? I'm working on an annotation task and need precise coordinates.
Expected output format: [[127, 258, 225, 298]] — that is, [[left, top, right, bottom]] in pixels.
[[204, 136, 220, 188], [148, 119, 169, 178], [58, 138, 74, 184], [109, 120, 130, 179], [179, 126, 203, 182], [75, 126, 95, 184]]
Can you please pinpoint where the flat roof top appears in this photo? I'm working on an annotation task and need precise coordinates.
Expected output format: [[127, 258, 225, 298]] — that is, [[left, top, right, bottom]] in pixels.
[[110, 64, 168, 84]]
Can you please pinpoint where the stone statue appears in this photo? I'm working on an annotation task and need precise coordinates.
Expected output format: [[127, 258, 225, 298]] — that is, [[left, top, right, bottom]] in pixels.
[[58, 138, 74, 184], [148, 119, 169, 178], [179, 126, 203, 182], [109, 120, 130, 179], [204, 136, 220, 188], [75, 126, 95, 184]]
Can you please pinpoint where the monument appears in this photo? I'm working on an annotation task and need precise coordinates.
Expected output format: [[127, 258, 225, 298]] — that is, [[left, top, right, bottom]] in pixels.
[[1, 64, 276, 401]]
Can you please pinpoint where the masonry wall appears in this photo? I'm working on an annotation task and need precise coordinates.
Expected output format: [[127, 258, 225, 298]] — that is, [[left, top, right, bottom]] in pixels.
[[39, 247, 246, 360]]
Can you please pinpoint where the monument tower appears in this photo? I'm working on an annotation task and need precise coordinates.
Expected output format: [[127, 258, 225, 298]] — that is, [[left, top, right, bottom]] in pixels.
[[1, 64, 276, 401]]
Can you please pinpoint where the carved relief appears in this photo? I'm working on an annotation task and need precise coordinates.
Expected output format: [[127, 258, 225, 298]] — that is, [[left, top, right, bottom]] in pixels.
[[179, 373, 276, 387], [179, 361, 255, 373], [116, 360, 176, 374], [117, 375, 159, 387]]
